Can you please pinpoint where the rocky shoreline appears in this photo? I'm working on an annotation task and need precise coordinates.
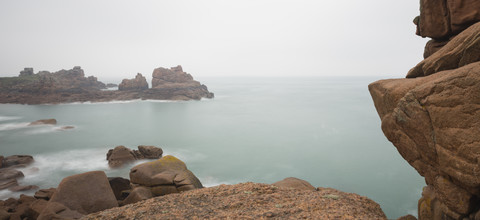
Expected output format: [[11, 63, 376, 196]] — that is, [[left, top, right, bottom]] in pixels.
[[0, 146, 387, 220], [0, 65, 213, 105]]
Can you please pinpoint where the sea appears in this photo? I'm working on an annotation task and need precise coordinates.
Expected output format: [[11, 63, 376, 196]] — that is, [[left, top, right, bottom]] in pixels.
[[0, 76, 424, 219]]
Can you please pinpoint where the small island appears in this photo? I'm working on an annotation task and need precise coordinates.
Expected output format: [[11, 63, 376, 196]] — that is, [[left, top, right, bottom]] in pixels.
[[0, 65, 214, 104]]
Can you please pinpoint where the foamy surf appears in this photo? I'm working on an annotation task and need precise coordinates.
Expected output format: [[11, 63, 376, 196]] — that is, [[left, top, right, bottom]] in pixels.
[[0, 116, 21, 122], [0, 122, 30, 131]]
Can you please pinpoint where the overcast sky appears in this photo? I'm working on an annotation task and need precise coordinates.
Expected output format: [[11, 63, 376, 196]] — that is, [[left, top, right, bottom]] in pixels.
[[0, 0, 428, 82]]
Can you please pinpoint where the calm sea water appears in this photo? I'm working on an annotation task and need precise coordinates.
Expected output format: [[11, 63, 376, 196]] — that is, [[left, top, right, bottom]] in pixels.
[[0, 76, 424, 218]]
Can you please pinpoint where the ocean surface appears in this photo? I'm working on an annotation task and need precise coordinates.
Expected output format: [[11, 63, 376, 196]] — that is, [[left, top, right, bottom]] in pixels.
[[0, 76, 424, 219]]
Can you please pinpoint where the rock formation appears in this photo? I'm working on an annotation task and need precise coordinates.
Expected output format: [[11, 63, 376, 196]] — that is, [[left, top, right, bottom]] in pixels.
[[0, 65, 214, 104], [370, 12, 480, 219], [129, 155, 203, 197], [84, 182, 387, 219], [106, 145, 163, 168], [414, 0, 480, 58], [0, 155, 36, 192], [38, 171, 118, 219], [118, 73, 148, 91], [150, 65, 214, 100]]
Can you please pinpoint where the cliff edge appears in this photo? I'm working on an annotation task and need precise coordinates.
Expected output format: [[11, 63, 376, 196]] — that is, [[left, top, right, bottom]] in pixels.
[[369, 3, 480, 219]]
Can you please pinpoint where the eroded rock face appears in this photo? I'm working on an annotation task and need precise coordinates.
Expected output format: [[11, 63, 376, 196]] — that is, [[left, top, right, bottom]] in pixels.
[[407, 22, 480, 78], [415, 0, 480, 58], [118, 73, 148, 91], [369, 62, 480, 218], [129, 155, 203, 197]]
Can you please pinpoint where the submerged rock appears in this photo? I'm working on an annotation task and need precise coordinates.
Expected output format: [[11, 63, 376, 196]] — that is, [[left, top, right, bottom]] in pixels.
[[28, 119, 57, 126]]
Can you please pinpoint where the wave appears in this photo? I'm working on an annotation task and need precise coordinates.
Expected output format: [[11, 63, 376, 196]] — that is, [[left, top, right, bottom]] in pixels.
[[0, 116, 21, 122], [0, 122, 30, 131]]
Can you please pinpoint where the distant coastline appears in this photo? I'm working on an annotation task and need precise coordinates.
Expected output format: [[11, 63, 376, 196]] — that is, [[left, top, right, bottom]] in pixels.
[[0, 65, 213, 105]]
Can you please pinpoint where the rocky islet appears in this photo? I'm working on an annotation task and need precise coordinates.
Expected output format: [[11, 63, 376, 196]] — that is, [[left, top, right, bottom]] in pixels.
[[0, 65, 214, 104]]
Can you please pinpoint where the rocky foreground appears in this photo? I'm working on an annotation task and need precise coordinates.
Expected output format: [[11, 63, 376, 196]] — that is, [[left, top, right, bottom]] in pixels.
[[0, 65, 213, 104], [0, 145, 387, 219], [83, 182, 386, 220], [369, 2, 480, 219]]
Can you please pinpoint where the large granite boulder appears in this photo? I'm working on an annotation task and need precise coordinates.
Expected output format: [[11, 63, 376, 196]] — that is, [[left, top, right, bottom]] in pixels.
[[370, 61, 480, 218], [129, 155, 203, 197], [118, 73, 148, 91], [106, 146, 137, 168], [407, 22, 480, 78], [415, 0, 480, 58], [416, 0, 480, 39], [272, 177, 316, 191], [41, 171, 118, 216], [3, 155, 33, 167], [137, 145, 163, 159], [106, 145, 163, 168], [19, 68, 34, 77]]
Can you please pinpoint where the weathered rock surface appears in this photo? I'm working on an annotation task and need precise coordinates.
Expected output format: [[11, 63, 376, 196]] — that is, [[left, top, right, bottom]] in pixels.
[[41, 171, 118, 217], [121, 186, 153, 206], [129, 155, 203, 197], [3, 155, 33, 167], [28, 119, 57, 126], [415, 0, 480, 57], [106, 146, 137, 168], [272, 177, 316, 191], [137, 145, 163, 159], [0, 66, 213, 104], [408, 22, 480, 78], [34, 188, 56, 201], [118, 73, 148, 91], [106, 145, 163, 168], [370, 61, 480, 218], [83, 182, 387, 220], [151, 65, 214, 100]]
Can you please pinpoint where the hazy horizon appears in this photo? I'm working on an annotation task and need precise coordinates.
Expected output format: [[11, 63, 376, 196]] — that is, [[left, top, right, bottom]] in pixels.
[[0, 1, 428, 80]]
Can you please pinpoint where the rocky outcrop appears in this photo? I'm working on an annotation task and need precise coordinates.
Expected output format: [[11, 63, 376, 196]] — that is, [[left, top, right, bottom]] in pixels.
[[150, 65, 214, 100], [106, 145, 163, 168], [370, 20, 480, 218], [118, 73, 148, 91], [84, 182, 387, 219], [28, 119, 57, 126], [370, 61, 480, 219], [0, 65, 214, 104], [414, 0, 480, 58], [129, 155, 203, 197], [38, 171, 118, 219], [407, 22, 480, 78], [0, 155, 36, 192]]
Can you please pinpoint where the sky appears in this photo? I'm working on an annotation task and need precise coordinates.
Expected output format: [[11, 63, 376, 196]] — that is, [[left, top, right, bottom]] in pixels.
[[0, 0, 428, 82]]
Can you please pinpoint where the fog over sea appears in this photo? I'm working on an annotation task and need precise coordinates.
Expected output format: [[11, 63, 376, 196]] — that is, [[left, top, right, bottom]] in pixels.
[[0, 76, 424, 219]]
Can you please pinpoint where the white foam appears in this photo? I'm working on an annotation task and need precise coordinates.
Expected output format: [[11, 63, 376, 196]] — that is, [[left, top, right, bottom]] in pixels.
[[0, 116, 21, 122], [0, 122, 30, 131]]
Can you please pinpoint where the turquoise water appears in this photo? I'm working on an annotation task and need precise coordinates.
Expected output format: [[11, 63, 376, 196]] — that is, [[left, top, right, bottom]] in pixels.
[[0, 76, 424, 218]]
